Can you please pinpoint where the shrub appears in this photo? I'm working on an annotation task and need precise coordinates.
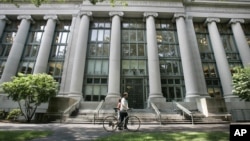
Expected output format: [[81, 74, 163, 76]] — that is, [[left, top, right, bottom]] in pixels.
[[6, 109, 22, 120]]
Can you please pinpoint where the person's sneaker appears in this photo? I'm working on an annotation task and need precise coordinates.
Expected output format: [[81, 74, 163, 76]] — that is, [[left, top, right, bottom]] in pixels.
[[118, 127, 123, 130], [124, 127, 128, 129]]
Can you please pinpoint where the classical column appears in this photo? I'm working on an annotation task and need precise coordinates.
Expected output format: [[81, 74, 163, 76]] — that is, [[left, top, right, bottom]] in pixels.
[[174, 13, 200, 101], [105, 12, 124, 102], [229, 19, 250, 67], [0, 15, 10, 39], [33, 15, 58, 73], [205, 18, 237, 101], [144, 12, 165, 103], [0, 15, 33, 83], [69, 12, 92, 96]]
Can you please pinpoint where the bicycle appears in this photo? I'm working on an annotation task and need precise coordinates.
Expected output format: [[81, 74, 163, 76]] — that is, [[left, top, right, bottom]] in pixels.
[[103, 108, 141, 132]]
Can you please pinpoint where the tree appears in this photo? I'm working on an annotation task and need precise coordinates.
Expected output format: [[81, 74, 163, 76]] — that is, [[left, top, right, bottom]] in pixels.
[[0, 0, 127, 7], [1, 73, 58, 122], [232, 67, 250, 101]]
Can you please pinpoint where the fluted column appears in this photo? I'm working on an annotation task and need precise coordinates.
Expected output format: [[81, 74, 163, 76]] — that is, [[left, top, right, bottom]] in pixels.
[[33, 15, 58, 73], [0, 15, 33, 83], [69, 12, 92, 96], [0, 15, 10, 39], [205, 18, 237, 101], [144, 12, 165, 102], [105, 12, 124, 102], [174, 13, 200, 101], [229, 19, 250, 67]]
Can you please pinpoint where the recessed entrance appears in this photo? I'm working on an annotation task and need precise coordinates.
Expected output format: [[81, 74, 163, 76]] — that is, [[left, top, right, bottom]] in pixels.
[[122, 78, 144, 109]]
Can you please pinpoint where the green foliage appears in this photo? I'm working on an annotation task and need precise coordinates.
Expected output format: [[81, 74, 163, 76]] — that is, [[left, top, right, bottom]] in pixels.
[[0, 130, 52, 141], [1, 73, 58, 122], [0, 109, 7, 119], [232, 67, 250, 101], [6, 109, 22, 120]]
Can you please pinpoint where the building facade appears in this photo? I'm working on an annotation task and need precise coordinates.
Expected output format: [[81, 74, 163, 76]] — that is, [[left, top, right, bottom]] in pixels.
[[0, 0, 250, 112]]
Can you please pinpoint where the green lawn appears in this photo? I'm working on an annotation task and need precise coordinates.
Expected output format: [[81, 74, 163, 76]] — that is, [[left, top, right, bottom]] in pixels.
[[95, 131, 229, 141], [0, 130, 52, 141]]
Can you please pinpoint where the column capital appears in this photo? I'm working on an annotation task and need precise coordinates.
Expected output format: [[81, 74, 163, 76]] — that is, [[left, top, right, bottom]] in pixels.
[[0, 15, 11, 24], [109, 11, 124, 17], [17, 15, 34, 23], [44, 15, 58, 20], [205, 18, 220, 24], [229, 18, 245, 25], [78, 11, 92, 17], [173, 13, 186, 19], [143, 12, 158, 18]]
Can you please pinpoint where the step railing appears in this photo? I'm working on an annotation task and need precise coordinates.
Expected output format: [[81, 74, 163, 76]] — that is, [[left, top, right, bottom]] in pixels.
[[93, 100, 104, 124], [174, 101, 194, 125], [151, 102, 162, 125], [62, 98, 81, 122]]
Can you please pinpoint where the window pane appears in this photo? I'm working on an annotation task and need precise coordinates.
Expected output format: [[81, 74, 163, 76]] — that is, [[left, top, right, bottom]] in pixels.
[[122, 30, 129, 42], [138, 44, 145, 56], [87, 60, 95, 74], [95, 60, 102, 74], [91, 30, 97, 41], [102, 60, 109, 75], [98, 30, 104, 41]]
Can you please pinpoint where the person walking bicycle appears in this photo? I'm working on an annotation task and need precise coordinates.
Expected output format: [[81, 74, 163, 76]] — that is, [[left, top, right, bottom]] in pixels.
[[119, 92, 129, 130]]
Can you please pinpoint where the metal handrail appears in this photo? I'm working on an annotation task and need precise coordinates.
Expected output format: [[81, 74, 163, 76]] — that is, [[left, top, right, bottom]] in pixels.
[[93, 100, 104, 124], [174, 101, 194, 125], [151, 102, 162, 125]]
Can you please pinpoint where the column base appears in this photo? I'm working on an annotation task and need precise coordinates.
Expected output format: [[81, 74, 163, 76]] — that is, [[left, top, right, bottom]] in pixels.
[[185, 93, 202, 102], [224, 95, 240, 102], [105, 92, 121, 103]]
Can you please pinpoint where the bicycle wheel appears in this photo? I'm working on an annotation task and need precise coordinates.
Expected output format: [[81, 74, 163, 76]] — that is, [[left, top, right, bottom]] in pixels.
[[126, 116, 141, 132], [103, 116, 118, 132]]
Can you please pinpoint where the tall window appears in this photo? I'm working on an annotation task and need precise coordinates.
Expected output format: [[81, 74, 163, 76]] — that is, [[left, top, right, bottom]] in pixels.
[[48, 21, 71, 83], [194, 23, 222, 98], [121, 19, 147, 76], [156, 19, 185, 102], [83, 19, 110, 101], [18, 21, 45, 74], [0, 21, 19, 78], [217, 24, 242, 74]]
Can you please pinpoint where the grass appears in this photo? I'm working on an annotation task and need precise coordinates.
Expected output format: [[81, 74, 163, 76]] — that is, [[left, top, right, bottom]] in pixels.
[[0, 130, 52, 141], [95, 131, 229, 141]]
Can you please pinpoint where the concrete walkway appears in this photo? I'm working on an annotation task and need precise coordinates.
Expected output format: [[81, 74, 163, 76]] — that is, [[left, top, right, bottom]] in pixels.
[[0, 123, 230, 141]]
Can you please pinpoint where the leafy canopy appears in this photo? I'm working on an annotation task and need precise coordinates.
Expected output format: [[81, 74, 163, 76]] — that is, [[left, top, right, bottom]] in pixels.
[[1, 73, 58, 122], [232, 67, 250, 101]]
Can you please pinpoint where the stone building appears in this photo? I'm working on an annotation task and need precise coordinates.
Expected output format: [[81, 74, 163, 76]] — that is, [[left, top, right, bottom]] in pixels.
[[0, 0, 250, 121]]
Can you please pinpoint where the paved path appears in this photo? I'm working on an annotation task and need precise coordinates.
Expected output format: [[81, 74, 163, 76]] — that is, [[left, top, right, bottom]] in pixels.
[[0, 123, 230, 141]]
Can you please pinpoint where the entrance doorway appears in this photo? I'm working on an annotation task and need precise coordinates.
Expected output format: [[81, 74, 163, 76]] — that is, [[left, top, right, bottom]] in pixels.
[[122, 78, 144, 109]]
